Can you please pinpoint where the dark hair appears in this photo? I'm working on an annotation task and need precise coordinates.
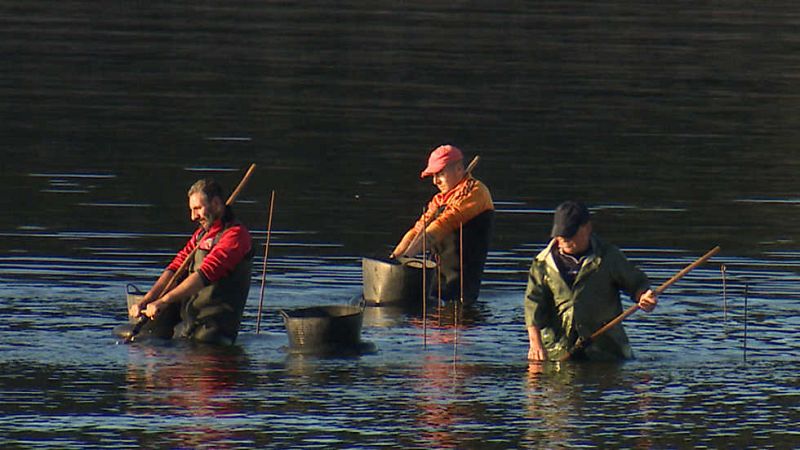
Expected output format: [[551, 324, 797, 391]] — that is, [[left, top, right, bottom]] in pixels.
[[188, 178, 235, 222], [188, 178, 225, 202]]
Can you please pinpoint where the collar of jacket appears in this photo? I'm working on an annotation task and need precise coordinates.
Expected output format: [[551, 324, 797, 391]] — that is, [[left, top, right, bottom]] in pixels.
[[432, 174, 475, 204], [536, 235, 604, 288]]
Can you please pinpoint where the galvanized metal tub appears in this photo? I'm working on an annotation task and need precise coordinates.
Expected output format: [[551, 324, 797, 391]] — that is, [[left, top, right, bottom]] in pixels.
[[362, 257, 436, 306], [280, 304, 364, 350]]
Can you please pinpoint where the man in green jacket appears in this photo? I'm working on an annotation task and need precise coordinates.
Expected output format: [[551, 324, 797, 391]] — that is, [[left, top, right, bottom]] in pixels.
[[525, 201, 658, 361]]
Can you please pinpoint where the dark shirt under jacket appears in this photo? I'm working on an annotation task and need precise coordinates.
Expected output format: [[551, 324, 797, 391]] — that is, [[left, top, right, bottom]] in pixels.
[[551, 245, 593, 287]]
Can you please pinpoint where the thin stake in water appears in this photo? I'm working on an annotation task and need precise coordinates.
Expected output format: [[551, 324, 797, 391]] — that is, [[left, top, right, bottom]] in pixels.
[[422, 206, 427, 348], [255, 190, 276, 335], [436, 254, 442, 324], [721, 264, 727, 327], [743, 282, 748, 364], [453, 221, 463, 363]]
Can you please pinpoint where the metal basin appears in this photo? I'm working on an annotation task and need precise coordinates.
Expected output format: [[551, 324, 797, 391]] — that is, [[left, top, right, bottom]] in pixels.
[[280, 305, 364, 350], [361, 257, 436, 306]]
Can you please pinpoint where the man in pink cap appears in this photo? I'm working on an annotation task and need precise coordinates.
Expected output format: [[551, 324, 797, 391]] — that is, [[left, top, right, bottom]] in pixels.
[[390, 144, 494, 304]]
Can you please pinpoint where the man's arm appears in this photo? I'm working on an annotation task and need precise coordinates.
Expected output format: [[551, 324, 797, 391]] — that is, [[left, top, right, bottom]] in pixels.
[[391, 228, 418, 258], [393, 230, 433, 258], [143, 271, 205, 319], [524, 257, 554, 361], [391, 202, 437, 258], [609, 245, 654, 309]]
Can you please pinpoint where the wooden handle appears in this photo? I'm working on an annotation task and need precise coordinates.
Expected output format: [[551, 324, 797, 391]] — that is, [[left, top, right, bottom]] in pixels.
[[465, 155, 480, 174], [654, 246, 720, 294], [592, 245, 720, 340], [225, 163, 256, 206], [559, 245, 720, 361]]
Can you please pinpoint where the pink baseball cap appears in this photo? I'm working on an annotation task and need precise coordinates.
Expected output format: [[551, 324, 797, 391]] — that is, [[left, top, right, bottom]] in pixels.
[[420, 144, 463, 178]]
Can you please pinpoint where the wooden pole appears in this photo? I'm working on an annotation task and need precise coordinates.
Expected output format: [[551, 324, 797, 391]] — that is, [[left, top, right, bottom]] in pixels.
[[459, 221, 464, 305], [743, 282, 748, 363], [559, 245, 720, 361], [721, 264, 728, 327], [454, 221, 463, 357], [422, 206, 427, 348], [255, 190, 276, 335], [436, 254, 442, 316]]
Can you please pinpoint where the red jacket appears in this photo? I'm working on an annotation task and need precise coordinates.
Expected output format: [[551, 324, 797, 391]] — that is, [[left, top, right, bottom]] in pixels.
[[167, 219, 252, 284]]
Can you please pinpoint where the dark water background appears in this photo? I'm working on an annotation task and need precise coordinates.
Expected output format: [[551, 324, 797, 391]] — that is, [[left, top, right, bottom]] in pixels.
[[1, 1, 799, 448]]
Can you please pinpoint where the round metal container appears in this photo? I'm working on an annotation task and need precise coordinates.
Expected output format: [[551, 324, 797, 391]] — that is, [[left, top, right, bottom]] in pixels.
[[361, 257, 436, 306], [280, 305, 364, 350]]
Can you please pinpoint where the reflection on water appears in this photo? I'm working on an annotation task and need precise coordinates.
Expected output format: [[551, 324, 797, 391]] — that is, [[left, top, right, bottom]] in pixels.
[[124, 345, 250, 449], [2, 0, 800, 448]]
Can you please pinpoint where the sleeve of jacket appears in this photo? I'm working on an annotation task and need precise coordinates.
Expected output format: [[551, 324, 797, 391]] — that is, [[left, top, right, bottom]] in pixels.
[[197, 225, 252, 283], [524, 259, 555, 329], [608, 245, 650, 300], [396, 200, 441, 252]]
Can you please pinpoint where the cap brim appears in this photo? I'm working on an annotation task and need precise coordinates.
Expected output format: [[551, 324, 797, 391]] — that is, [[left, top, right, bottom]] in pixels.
[[420, 163, 446, 178]]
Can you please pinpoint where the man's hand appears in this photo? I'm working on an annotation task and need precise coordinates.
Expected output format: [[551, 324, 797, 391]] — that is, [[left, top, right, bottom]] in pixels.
[[528, 342, 548, 361], [527, 325, 548, 361], [144, 298, 169, 319], [637, 289, 658, 312], [129, 302, 142, 319], [129, 297, 151, 319]]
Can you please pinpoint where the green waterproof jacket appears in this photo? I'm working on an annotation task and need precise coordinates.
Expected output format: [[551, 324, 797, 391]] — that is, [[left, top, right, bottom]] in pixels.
[[524, 235, 649, 361]]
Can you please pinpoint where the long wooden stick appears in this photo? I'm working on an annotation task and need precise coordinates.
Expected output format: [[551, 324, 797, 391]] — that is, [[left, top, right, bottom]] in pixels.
[[459, 221, 464, 305], [126, 163, 256, 341], [464, 155, 480, 174], [422, 206, 427, 348], [559, 245, 720, 361], [454, 221, 464, 354], [255, 190, 276, 335]]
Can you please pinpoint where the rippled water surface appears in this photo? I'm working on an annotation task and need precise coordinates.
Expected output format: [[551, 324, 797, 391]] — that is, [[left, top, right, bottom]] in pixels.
[[1, 1, 799, 448]]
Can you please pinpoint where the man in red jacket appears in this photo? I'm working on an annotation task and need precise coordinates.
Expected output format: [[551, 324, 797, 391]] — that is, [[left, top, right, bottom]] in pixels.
[[130, 178, 253, 344]]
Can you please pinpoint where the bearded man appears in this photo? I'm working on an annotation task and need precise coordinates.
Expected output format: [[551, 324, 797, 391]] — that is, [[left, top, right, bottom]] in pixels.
[[130, 178, 253, 344]]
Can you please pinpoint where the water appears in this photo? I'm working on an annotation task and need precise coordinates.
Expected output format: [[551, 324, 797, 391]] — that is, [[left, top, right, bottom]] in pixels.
[[1, 1, 799, 448]]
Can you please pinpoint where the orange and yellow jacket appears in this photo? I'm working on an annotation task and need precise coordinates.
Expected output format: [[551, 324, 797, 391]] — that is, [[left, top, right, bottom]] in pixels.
[[398, 175, 494, 250]]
